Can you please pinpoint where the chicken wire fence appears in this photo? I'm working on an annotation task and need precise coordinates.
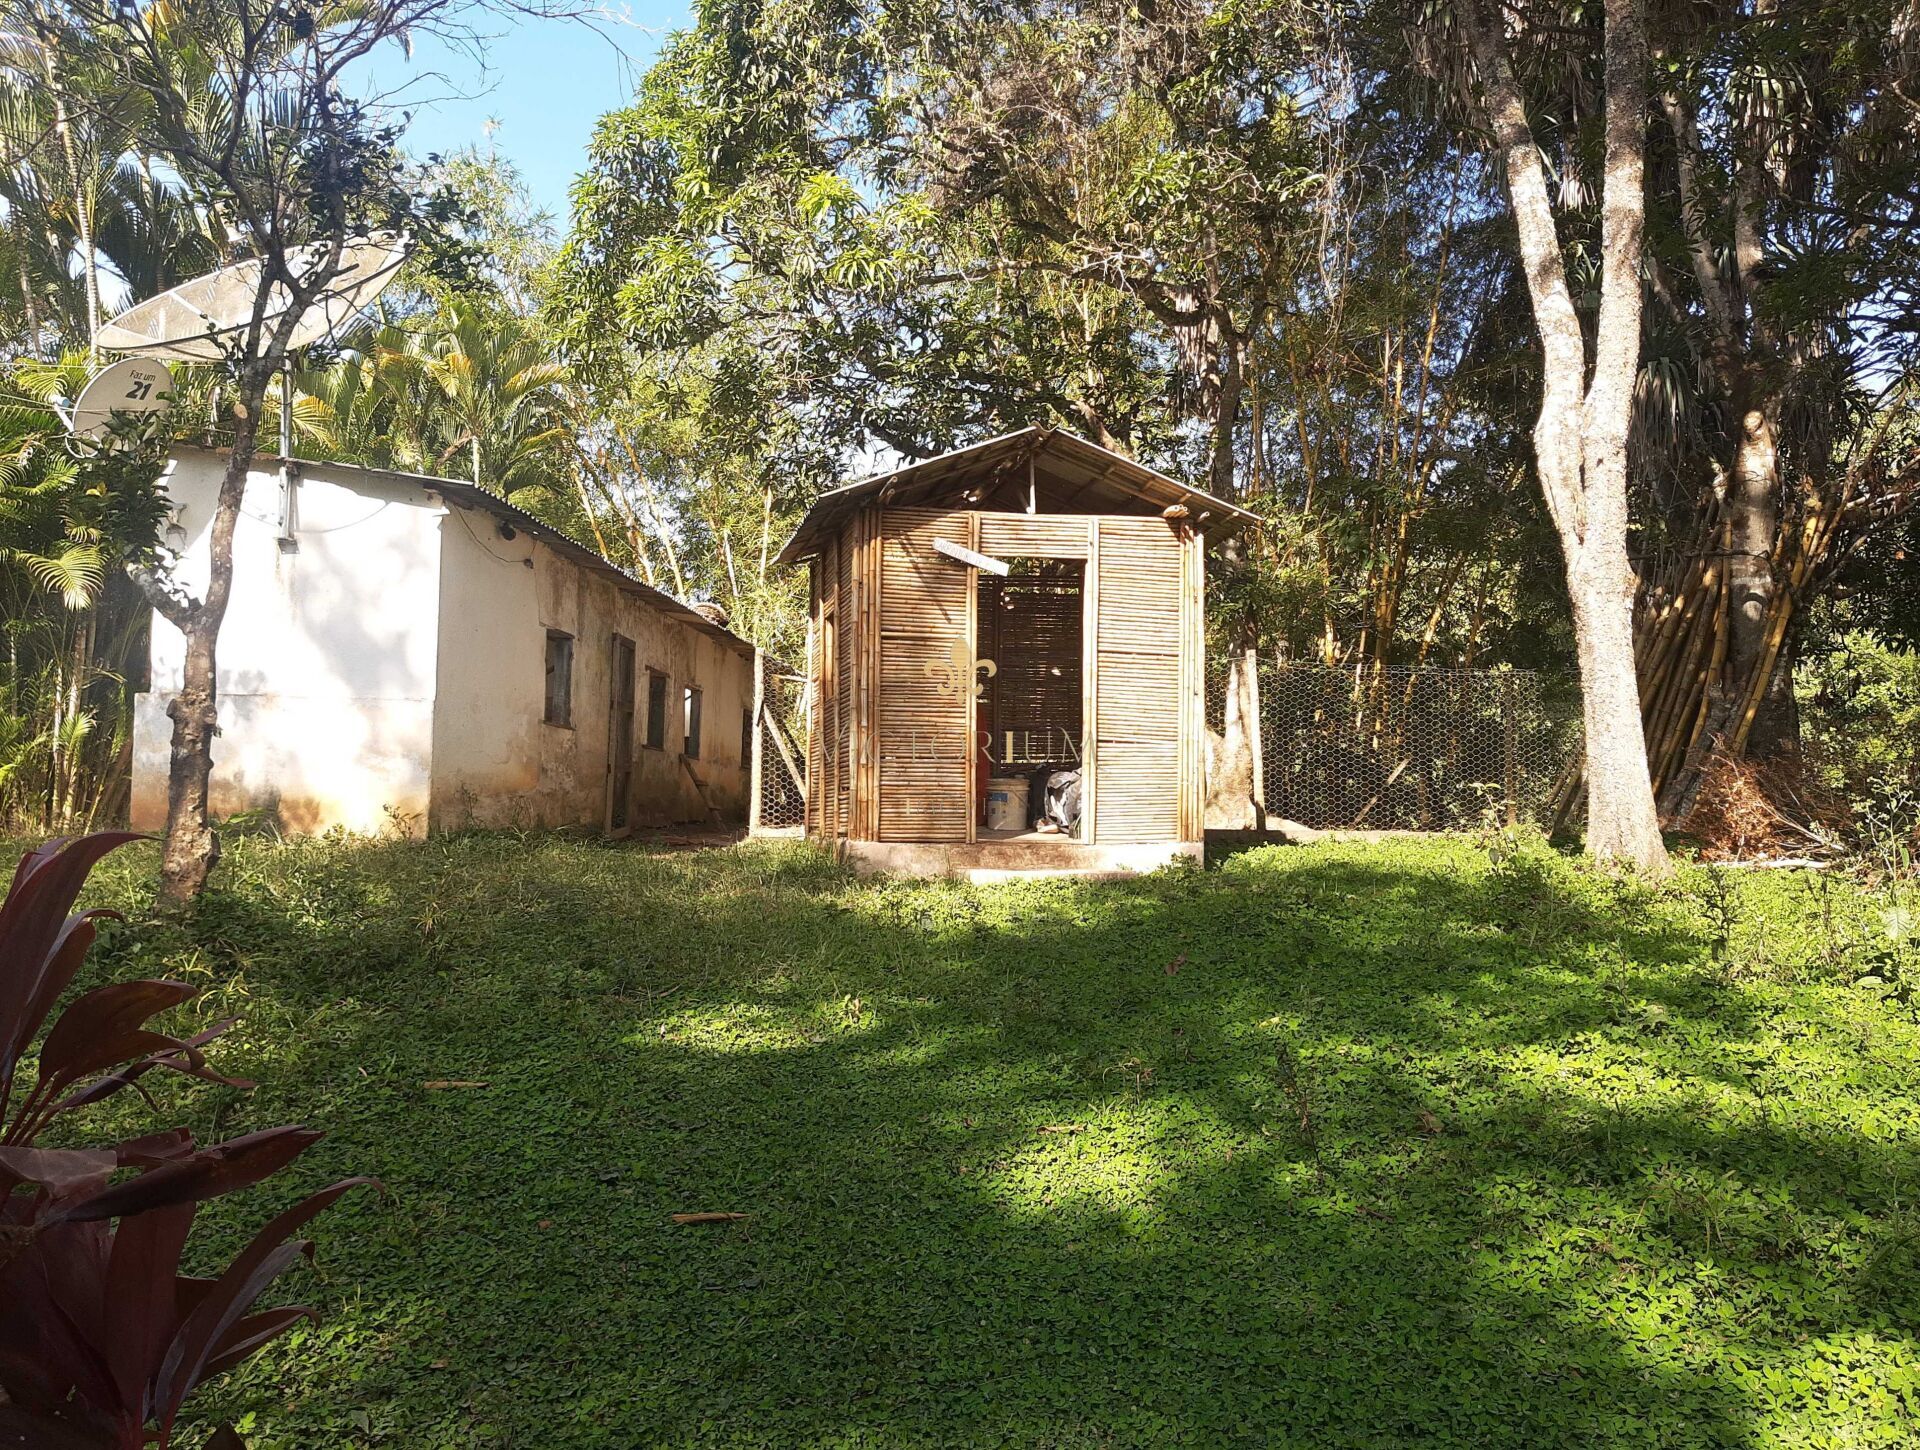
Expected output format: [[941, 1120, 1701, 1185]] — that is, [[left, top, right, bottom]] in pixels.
[[1208, 659, 1583, 831], [754, 670, 809, 830]]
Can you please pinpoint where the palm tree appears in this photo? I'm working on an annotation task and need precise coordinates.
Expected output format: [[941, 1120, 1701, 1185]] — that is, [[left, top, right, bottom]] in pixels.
[[300, 299, 574, 496]]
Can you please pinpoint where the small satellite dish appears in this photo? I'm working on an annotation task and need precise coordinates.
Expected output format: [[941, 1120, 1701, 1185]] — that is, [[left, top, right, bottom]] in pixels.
[[95, 234, 407, 361], [70, 356, 174, 443]]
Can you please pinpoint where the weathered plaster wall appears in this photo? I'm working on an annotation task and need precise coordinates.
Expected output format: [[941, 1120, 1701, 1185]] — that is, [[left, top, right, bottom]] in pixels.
[[429, 506, 753, 831], [131, 452, 440, 837]]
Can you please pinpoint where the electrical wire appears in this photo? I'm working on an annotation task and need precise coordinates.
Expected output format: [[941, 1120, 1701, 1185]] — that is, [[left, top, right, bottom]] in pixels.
[[236, 499, 392, 535]]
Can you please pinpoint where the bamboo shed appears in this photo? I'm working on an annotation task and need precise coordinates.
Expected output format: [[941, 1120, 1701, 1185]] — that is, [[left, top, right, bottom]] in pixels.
[[774, 428, 1257, 877]]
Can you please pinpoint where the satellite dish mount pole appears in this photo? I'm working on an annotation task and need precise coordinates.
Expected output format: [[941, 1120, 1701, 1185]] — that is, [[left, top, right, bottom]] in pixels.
[[94, 236, 409, 555], [275, 361, 298, 551]]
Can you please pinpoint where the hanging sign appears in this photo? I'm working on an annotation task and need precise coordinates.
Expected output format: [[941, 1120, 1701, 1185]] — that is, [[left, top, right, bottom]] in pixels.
[[931, 537, 1011, 576]]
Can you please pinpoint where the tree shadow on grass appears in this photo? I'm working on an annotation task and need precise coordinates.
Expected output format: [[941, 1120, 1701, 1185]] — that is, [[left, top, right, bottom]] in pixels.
[[160, 837, 1920, 1448]]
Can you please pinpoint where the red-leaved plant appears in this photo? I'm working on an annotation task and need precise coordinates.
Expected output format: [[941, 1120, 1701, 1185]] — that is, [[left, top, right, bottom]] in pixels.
[[0, 835, 376, 1449]]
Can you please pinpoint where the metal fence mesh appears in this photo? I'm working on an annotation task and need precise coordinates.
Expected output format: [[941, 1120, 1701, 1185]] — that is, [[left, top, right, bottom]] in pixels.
[[756, 671, 809, 830], [758, 660, 1579, 836], [1208, 659, 1583, 831]]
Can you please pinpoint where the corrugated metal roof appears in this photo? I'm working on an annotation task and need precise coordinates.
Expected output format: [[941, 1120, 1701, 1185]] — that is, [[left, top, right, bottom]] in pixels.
[[171, 445, 756, 658], [774, 426, 1260, 565]]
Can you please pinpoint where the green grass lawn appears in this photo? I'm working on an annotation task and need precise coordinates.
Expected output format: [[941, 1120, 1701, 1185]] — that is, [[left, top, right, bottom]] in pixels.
[[54, 832, 1920, 1447]]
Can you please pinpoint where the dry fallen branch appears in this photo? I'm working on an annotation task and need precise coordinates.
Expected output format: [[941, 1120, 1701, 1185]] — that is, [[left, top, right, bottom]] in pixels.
[[670, 1212, 750, 1225]]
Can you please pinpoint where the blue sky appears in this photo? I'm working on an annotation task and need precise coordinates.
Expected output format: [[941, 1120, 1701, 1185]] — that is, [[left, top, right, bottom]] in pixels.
[[353, 4, 691, 225]]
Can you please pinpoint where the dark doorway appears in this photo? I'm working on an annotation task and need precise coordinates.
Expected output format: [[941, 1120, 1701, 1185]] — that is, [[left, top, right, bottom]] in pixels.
[[607, 634, 637, 834], [976, 558, 1086, 838]]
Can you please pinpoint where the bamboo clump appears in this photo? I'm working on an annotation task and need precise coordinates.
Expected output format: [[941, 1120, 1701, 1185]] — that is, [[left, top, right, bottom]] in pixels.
[[1550, 483, 1846, 835]]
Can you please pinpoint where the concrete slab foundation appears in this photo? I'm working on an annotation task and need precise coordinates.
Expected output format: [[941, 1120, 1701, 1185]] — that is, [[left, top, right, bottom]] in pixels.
[[839, 838, 1202, 882]]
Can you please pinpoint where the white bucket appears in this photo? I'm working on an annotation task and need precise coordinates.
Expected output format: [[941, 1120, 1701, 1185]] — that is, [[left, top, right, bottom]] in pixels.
[[985, 776, 1029, 832]]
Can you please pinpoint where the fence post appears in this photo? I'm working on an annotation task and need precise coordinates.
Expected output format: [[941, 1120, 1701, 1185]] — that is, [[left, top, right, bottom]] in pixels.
[[1245, 644, 1265, 821], [1502, 672, 1519, 827], [748, 645, 765, 835]]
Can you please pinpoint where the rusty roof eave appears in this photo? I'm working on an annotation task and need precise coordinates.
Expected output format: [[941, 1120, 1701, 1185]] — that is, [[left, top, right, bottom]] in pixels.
[[772, 426, 1259, 567]]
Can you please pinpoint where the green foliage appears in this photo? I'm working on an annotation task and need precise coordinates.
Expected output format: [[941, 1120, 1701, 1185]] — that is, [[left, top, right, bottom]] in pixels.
[[297, 298, 574, 499], [552, 0, 1318, 487], [0, 833, 373, 1450], [0, 373, 167, 827], [47, 832, 1920, 1446], [1801, 627, 1920, 822]]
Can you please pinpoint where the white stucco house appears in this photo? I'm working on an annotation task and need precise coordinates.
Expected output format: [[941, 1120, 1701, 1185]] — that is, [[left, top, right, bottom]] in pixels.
[[131, 446, 755, 838]]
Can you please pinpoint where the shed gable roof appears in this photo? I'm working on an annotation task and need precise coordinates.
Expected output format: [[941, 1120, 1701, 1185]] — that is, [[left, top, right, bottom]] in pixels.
[[774, 427, 1258, 565]]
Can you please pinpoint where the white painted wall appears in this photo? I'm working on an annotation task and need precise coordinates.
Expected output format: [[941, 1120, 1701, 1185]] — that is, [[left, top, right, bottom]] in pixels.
[[429, 502, 545, 823], [131, 450, 442, 836], [134, 447, 755, 838]]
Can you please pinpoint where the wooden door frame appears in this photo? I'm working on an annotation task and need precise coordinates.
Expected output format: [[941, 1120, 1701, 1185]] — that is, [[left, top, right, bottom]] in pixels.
[[964, 513, 980, 844], [1082, 516, 1099, 841]]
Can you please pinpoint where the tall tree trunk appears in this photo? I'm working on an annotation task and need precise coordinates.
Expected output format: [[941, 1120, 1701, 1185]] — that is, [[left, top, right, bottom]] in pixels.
[[1461, 0, 1669, 874], [1206, 322, 1244, 503], [1207, 643, 1264, 828], [1725, 395, 1789, 748], [150, 404, 259, 904], [58, 611, 89, 821], [46, 620, 63, 829], [614, 425, 688, 598], [16, 248, 39, 361], [1636, 87, 1811, 812], [41, 36, 99, 356], [1204, 323, 1263, 827]]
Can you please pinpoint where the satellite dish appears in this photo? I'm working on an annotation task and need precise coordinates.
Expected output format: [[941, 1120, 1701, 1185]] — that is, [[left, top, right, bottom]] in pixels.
[[70, 356, 173, 443], [95, 234, 408, 361], [93, 232, 407, 548]]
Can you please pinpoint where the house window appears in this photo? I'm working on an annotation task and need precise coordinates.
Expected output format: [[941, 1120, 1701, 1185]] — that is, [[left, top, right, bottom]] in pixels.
[[683, 685, 703, 759], [544, 631, 574, 727], [644, 670, 669, 750]]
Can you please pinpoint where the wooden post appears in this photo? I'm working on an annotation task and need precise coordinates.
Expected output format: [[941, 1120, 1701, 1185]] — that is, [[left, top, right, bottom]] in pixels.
[[1244, 643, 1265, 822], [965, 511, 980, 844], [1502, 672, 1519, 827], [1082, 516, 1099, 842], [748, 645, 765, 834], [849, 513, 866, 839]]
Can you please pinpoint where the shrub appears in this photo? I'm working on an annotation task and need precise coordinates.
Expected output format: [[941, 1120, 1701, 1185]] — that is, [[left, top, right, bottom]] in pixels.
[[1800, 628, 1920, 828], [0, 834, 374, 1449]]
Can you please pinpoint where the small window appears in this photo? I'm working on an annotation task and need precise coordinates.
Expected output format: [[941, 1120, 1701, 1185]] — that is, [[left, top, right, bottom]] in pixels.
[[740, 705, 753, 768], [544, 631, 574, 727], [683, 685, 703, 759], [644, 670, 669, 749]]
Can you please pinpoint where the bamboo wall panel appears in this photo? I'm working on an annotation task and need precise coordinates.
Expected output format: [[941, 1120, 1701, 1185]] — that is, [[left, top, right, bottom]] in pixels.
[[1179, 530, 1206, 839], [978, 513, 1090, 560], [1093, 517, 1182, 843], [816, 538, 843, 838], [879, 507, 969, 630], [856, 508, 881, 839], [876, 508, 972, 841], [806, 568, 822, 834]]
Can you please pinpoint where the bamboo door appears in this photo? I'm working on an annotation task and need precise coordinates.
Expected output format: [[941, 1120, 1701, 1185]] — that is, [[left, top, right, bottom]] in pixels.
[[1089, 518, 1187, 843], [876, 507, 975, 841]]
